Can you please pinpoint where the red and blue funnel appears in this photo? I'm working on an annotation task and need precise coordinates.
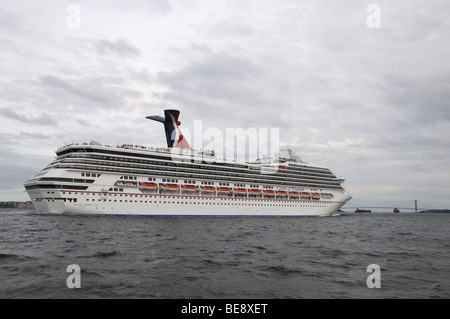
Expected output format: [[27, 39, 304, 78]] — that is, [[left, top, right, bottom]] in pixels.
[[146, 109, 191, 149]]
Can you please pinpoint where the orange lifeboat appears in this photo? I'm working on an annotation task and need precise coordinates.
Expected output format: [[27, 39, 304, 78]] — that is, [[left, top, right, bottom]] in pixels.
[[249, 189, 261, 194], [140, 182, 157, 188], [276, 191, 287, 196], [300, 192, 310, 197], [263, 190, 275, 195], [201, 186, 216, 192], [234, 188, 247, 193], [217, 187, 231, 193], [162, 184, 179, 191], [182, 185, 197, 191], [289, 191, 299, 196], [312, 193, 321, 199]]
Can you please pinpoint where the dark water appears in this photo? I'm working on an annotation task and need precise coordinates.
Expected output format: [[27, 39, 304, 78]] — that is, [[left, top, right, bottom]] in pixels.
[[0, 209, 449, 299]]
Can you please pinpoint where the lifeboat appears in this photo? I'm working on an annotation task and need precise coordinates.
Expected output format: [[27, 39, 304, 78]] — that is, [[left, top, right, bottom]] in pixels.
[[201, 186, 216, 192], [139, 182, 158, 193], [300, 192, 310, 197], [162, 184, 179, 191], [312, 193, 321, 199], [249, 189, 261, 194], [263, 190, 275, 195], [289, 191, 299, 196], [217, 187, 231, 193], [182, 185, 197, 191], [234, 188, 247, 193], [140, 182, 157, 188], [276, 191, 287, 196]]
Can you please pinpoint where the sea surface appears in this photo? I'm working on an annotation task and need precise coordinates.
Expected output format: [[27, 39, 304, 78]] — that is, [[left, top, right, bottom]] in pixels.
[[0, 209, 448, 299]]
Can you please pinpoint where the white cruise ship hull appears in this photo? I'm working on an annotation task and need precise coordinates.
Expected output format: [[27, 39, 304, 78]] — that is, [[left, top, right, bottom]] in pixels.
[[25, 168, 351, 217], [28, 191, 349, 216]]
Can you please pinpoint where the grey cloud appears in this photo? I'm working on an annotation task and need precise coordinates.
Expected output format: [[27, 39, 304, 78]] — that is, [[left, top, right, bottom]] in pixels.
[[39, 75, 114, 106], [108, 0, 173, 15], [39, 75, 142, 109], [0, 6, 24, 34], [156, 46, 289, 128], [0, 108, 56, 126], [206, 17, 256, 38], [65, 37, 151, 83], [128, 68, 153, 83], [87, 38, 142, 58], [0, 145, 52, 192], [19, 131, 49, 140], [379, 73, 450, 125]]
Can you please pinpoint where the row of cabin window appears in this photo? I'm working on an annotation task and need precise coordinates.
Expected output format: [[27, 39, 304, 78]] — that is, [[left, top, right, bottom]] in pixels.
[[76, 193, 326, 204], [81, 173, 101, 177], [83, 198, 325, 207], [73, 157, 337, 185], [70, 161, 338, 188], [120, 175, 137, 180]]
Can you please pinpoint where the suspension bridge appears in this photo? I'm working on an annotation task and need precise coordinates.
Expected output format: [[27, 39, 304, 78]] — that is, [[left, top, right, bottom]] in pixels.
[[343, 200, 438, 212]]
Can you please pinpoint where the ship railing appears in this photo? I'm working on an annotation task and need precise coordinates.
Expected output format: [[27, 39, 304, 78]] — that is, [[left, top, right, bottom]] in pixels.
[[59, 142, 217, 159], [118, 144, 216, 158]]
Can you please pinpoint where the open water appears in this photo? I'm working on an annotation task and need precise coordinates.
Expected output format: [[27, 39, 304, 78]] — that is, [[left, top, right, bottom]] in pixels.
[[0, 209, 448, 299]]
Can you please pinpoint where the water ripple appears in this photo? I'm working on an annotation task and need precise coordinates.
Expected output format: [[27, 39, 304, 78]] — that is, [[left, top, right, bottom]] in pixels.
[[0, 209, 449, 298]]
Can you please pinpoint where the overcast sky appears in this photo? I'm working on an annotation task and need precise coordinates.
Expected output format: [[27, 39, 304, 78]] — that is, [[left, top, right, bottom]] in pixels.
[[1, 0, 449, 210]]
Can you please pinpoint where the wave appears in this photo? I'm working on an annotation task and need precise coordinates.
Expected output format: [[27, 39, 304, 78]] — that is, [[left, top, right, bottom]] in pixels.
[[0, 253, 36, 261], [92, 251, 119, 258], [261, 264, 304, 275]]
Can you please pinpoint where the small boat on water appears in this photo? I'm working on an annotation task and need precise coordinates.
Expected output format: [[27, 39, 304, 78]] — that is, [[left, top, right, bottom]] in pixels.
[[393, 208, 400, 213], [355, 208, 371, 213]]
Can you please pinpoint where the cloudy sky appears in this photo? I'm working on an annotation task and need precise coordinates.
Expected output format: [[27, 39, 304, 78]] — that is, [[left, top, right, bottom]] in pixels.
[[1, 0, 449, 210]]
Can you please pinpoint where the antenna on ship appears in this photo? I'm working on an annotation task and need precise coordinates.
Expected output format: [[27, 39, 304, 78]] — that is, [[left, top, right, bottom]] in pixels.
[[146, 109, 192, 149], [280, 148, 301, 162]]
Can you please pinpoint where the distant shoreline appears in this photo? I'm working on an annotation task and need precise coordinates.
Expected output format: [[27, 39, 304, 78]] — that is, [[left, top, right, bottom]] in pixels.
[[1, 202, 448, 213], [418, 209, 450, 214], [0, 201, 34, 209]]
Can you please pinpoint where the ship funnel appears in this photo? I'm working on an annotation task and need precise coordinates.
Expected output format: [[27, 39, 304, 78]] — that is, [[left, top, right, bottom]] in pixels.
[[146, 109, 191, 149]]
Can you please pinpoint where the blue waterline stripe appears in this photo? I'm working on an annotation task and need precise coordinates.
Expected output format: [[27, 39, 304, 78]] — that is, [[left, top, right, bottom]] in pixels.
[[62, 213, 327, 217]]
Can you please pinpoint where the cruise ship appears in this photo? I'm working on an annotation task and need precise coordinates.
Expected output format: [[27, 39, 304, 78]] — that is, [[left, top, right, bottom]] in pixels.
[[24, 110, 351, 216]]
